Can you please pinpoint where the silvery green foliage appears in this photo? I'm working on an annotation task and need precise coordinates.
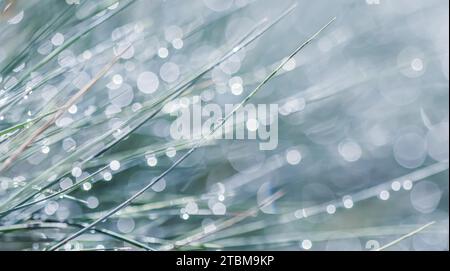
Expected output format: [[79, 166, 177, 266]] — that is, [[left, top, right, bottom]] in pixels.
[[0, 0, 448, 251]]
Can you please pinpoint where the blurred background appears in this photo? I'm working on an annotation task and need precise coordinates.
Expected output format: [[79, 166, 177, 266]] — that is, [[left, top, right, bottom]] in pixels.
[[0, 0, 448, 251]]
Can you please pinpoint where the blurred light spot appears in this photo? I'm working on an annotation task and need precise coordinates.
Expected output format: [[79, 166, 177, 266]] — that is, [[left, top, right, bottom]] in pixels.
[[44, 201, 59, 215], [151, 178, 166, 192], [158, 47, 169, 58], [108, 2, 119, 9], [59, 178, 73, 190], [186, 202, 199, 214], [326, 204, 336, 214], [62, 138, 76, 152], [368, 125, 389, 146], [301, 239, 313, 250], [114, 42, 134, 59], [160, 62, 180, 83], [283, 58, 296, 71], [411, 58, 424, 71], [87, 196, 99, 209], [7, 10, 24, 24], [82, 50, 92, 60], [343, 196, 354, 209], [41, 146, 50, 154], [393, 133, 426, 169], [220, 55, 241, 74], [137, 71, 159, 94], [391, 181, 402, 191], [410, 181, 441, 213], [403, 179, 413, 190], [68, 105, 78, 114], [212, 202, 226, 215], [71, 167, 82, 178], [132, 103, 142, 112], [286, 149, 302, 165], [51, 33, 65, 46], [379, 190, 390, 200], [172, 38, 184, 49], [397, 47, 426, 78], [203, 223, 217, 234], [280, 98, 306, 115], [294, 209, 304, 219], [166, 147, 176, 158], [103, 171, 112, 181], [146, 156, 158, 167], [117, 217, 135, 233], [338, 139, 362, 162], [112, 74, 123, 85], [246, 118, 259, 131], [82, 182, 92, 191], [230, 83, 243, 95], [58, 50, 76, 68], [109, 160, 121, 171]]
